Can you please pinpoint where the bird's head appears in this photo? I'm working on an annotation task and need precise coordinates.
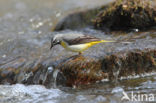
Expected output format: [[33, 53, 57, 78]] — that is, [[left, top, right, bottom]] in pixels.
[[50, 35, 61, 50]]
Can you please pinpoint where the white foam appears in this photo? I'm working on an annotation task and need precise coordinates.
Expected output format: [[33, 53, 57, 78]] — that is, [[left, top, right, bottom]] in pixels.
[[0, 84, 67, 103]]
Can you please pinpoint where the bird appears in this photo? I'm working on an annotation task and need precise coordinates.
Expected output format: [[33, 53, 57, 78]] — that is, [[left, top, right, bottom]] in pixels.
[[50, 33, 115, 55]]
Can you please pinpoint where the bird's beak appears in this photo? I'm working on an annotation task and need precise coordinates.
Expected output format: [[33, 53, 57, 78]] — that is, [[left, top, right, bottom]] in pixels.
[[50, 43, 54, 50], [50, 41, 60, 50]]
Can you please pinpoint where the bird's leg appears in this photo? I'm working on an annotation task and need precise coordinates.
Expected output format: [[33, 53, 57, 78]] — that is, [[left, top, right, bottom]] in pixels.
[[69, 52, 83, 60], [78, 52, 82, 55]]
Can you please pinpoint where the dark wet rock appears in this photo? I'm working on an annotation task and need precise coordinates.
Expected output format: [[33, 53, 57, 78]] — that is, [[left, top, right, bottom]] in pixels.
[[55, 49, 156, 86], [102, 49, 156, 80], [54, 0, 156, 31], [94, 0, 156, 30], [57, 56, 107, 86], [54, 9, 99, 31]]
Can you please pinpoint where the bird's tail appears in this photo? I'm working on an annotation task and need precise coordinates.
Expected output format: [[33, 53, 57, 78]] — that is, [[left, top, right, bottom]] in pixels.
[[88, 40, 131, 47], [101, 40, 115, 43], [87, 40, 115, 46], [101, 40, 131, 44]]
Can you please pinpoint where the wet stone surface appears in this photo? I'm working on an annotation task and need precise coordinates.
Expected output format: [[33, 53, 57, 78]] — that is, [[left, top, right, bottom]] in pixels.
[[0, 29, 156, 87]]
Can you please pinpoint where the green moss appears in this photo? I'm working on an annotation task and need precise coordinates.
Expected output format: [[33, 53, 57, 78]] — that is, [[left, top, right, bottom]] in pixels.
[[94, 0, 156, 30], [57, 56, 106, 86]]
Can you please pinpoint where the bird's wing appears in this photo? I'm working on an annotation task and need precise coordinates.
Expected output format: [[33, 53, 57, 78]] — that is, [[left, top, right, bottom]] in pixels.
[[63, 35, 101, 45]]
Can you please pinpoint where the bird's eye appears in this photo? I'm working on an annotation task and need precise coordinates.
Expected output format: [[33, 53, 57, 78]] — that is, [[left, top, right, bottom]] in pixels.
[[56, 40, 60, 43], [52, 39, 57, 43]]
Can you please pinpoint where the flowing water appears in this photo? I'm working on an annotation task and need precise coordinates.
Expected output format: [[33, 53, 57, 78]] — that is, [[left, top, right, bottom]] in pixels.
[[0, 77, 156, 103], [0, 0, 156, 103]]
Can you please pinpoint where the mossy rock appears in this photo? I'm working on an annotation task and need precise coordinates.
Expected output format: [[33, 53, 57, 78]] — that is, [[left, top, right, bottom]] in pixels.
[[57, 49, 156, 86], [93, 0, 156, 30], [57, 56, 107, 86]]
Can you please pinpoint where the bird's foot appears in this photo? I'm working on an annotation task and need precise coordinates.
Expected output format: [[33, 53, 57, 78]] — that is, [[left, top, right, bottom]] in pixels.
[[68, 52, 83, 60], [78, 52, 82, 55]]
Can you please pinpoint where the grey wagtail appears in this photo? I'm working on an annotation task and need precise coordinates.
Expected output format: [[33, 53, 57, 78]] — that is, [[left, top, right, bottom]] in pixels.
[[50, 33, 114, 54]]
